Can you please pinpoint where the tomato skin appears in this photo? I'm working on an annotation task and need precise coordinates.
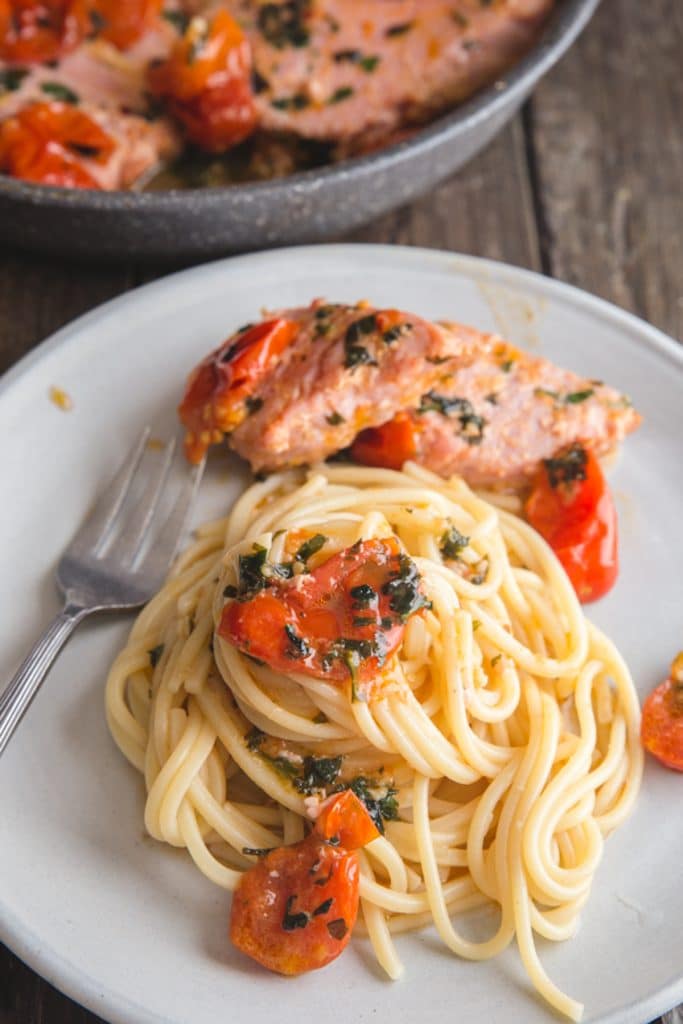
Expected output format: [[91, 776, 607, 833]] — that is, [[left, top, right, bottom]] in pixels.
[[350, 412, 418, 471], [316, 790, 380, 850], [230, 792, 378, 975], [525, 445, 618, 603], [231, 839, 359, 975], [89, 0, 163, 50], [219, 537, 417, 696], [147, 9, 257, 152], [0, 0, 89, 63], [0, 101, 115, 189], [179, 317, 300, 463], [641, 655, 683, 772]]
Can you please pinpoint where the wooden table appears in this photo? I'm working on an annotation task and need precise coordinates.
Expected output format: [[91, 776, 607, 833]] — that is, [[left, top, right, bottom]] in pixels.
[[1, 0, 681, 1021]]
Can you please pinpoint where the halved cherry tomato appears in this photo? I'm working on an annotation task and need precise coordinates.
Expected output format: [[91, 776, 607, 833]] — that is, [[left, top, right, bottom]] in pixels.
[[641, 652, 683, 772], [0, 0, 89, 62], [179, 317, 300, 463], [220, 537, 428, 698], [525, 443, 618, 603], [88, 0, 163, 50], [147, 9, 256, 152], [230, 792, 378, 975], [316, 789, 380, 849], [0, 101, 115, 189], [350, 412, 418, 471]]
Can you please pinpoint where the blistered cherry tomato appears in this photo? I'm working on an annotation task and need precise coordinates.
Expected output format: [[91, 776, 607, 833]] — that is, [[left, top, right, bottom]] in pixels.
[[0, 101, 115, 189], [147, 9, 256, 152], [230, 792, 378, 975], [179, 317, 300, 463], [525, 443, 618, 603], [219, 537, 428, 698], [350, 412, 418, 471], [89, 0, 163, 50], [641, 652, 683, 772], [0, 0, 89, 63]]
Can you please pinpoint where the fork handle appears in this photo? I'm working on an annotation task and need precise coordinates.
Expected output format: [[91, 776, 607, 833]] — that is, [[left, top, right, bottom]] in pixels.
[[0, 602, 89, 758]]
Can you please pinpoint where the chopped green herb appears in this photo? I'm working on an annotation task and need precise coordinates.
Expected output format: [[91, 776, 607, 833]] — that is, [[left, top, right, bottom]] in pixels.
[[282, 895, 309, 930], [88, 8, 108, 33], [469, 559, 489, 586], [564, 389, 595, 404], [66, 142, 102, 158], [237, 544, 268, 598], [328, 85, 354, 103], [534, 387, 595, 406], [242, 846, 274, 857], [0, 68, 29, 94], [326, 411, 345, 426], [294, 755, 343, 793], [418, 391, 486, 444], [491, 654, 502, 668], [333, 50, 380, 72], [352, 616, 376, 627], [350, 583, 376, 607], [41, 82, 79, 104], [500, 359, 515, 373], [382, 322, 412, 345], [440, 525, 470, 560], [251, 69, 270, 93], [544, 445, 588, 488], [223, 584, 238, 599], [258, 1, 310, 48], [284, 623, 312, 659], [295, 533, 327, 563], [245, 395, 264, 415], [345, 776, 399, 834], [162, 9, 189, 32], [148, 644, 164, 668], [381, 553, 431, 620], [246, 727, 265, 751], [344, 314, 379, 369], [386, 21, 413, 36], [271, 93, 310, 110]]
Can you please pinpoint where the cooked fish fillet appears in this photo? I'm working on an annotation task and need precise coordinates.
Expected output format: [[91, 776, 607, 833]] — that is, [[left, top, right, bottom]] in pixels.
[[369, 326, 641, 489], [179, 302, 640, 486], [235, 0, 555, 144], [181, 299, 460, 465]]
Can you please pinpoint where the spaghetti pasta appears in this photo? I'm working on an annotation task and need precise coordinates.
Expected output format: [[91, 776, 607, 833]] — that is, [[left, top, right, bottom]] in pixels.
[[105, 463, 643, 1020]]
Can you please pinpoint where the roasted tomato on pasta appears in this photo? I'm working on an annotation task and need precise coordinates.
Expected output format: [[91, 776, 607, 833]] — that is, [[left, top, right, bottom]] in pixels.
[[219, 536, 430, 702], [231, 791, 379, 975]]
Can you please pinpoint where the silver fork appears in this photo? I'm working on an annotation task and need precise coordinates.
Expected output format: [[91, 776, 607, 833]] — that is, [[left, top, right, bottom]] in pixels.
[[0, 428, 204, 758]]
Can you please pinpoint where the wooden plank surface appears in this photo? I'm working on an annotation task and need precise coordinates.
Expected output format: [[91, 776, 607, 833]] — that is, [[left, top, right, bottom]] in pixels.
[[0, 0, 681, 1020]]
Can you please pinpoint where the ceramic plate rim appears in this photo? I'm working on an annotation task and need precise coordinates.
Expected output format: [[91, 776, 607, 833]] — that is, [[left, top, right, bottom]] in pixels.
[[1, 244, 682, 1024]]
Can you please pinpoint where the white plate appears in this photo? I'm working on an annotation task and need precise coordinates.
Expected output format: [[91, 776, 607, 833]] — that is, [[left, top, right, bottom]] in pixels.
[[1, 245, 682, 1024]]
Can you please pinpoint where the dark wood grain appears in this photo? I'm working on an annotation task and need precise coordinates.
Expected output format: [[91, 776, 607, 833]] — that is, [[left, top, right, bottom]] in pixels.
[[527, 0, 683, 340], [0, 0, 680, 1020], [0, 255, 133, 374]]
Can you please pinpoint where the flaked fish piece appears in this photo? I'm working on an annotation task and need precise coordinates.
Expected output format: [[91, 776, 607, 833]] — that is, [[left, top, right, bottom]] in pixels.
[[234, 0, 555, 145], [180, 299, 457, 465], [353, 325, 641, 489], [179, 304, 641, 488]]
